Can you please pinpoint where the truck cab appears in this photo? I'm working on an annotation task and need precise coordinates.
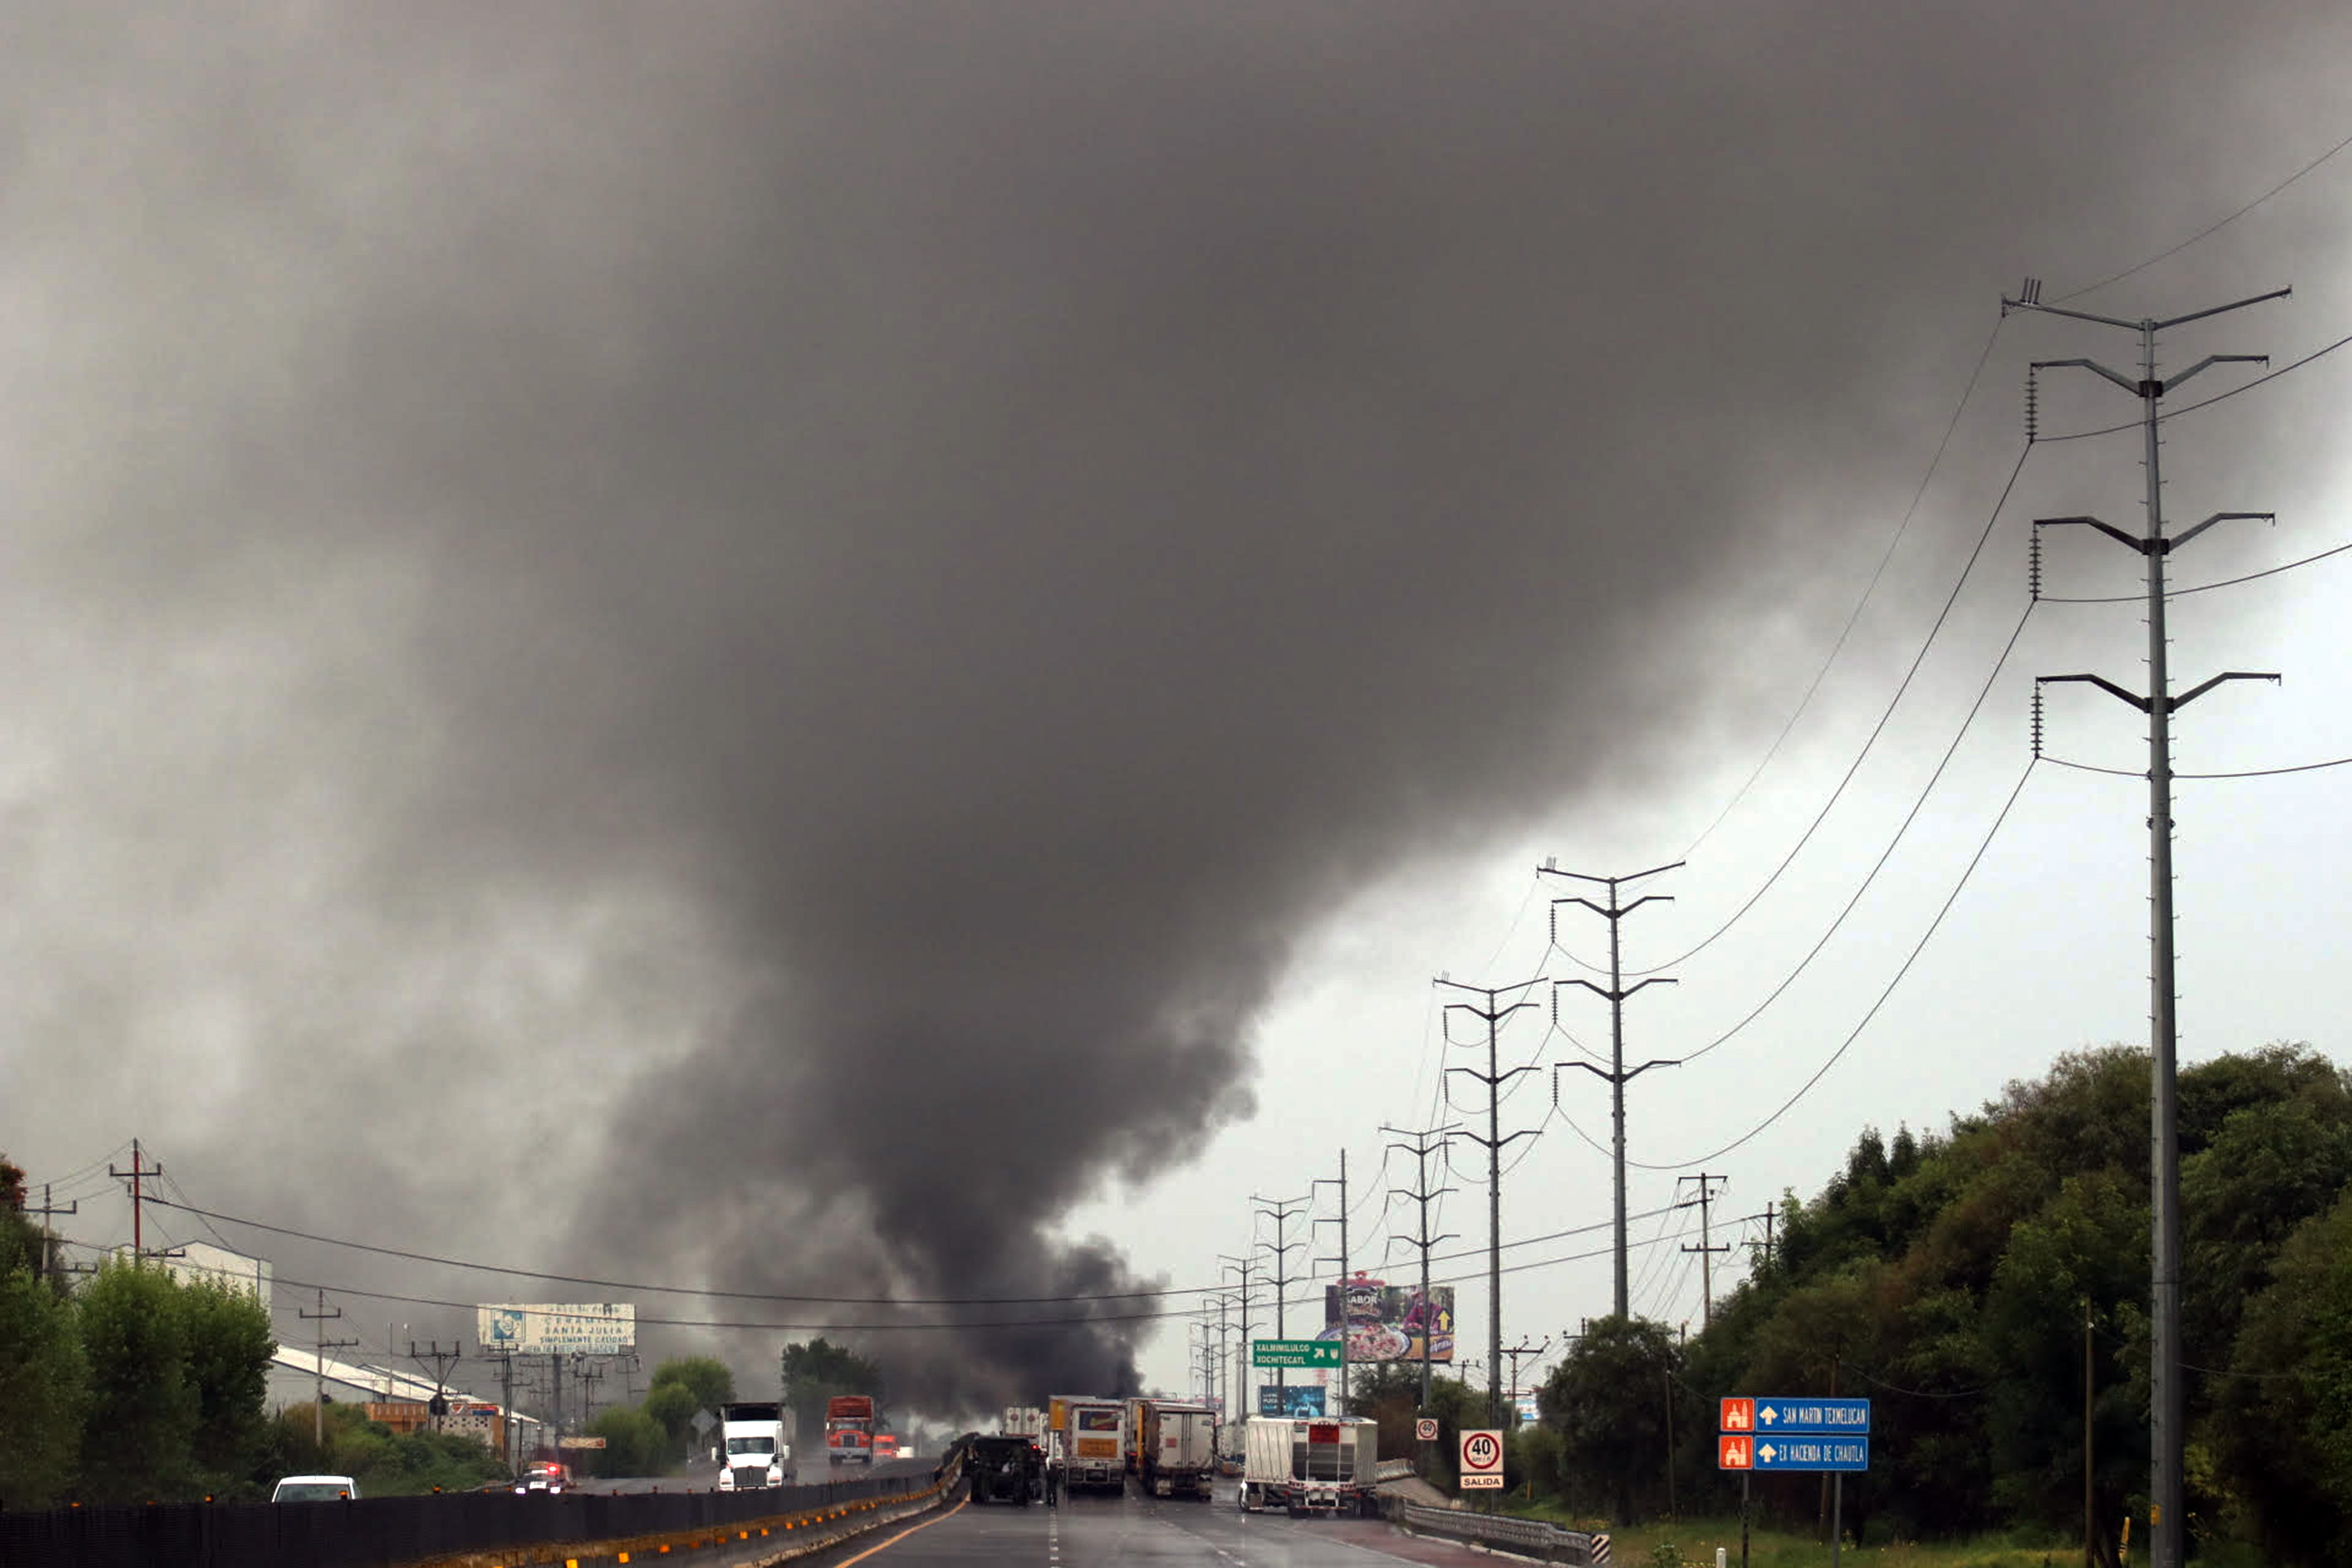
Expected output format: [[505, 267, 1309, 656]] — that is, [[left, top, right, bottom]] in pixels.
[[717, 1402, 789, 1490], [826, 1394, 878, 1465]]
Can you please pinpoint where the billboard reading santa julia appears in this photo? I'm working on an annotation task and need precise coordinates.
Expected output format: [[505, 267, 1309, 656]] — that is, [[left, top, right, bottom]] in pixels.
[[476, 1303, 635, 1357], [1319, 1274, 1454, 1363]]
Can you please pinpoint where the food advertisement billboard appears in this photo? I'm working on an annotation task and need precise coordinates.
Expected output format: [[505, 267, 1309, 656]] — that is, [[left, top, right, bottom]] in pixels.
[[476, 1302, 635, 1357], [1319, 1276, 1454, 1363]]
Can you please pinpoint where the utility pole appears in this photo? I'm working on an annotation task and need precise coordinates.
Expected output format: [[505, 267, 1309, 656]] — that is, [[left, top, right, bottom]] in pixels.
[[2005, 275, 2288, 1568], [578, 1356, 606, 1428], [1381, 1123, 1459, 1436], [487, 1350, 518, 1474], [409, 1340, 464, 1432], [1678, 1174, 1730, 1330], [300, 1288, 360, 1446], [1436, 975, 1547, 1430], [1501, 1337, 1549, 1419], [24, 1184, 78, 1283], [1312, 1149, 1352, 1411], [110, 1139, 166, 1265], [1541, 861, 1682, 1319], [1251, 1195, 1310, 1401], [2085, 1300, 2097, 1568], [1221, 1254, 1265, 1417]]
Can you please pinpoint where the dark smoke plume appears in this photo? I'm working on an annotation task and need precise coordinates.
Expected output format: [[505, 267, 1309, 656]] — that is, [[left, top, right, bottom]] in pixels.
[[2, 1, 2343, 1414]]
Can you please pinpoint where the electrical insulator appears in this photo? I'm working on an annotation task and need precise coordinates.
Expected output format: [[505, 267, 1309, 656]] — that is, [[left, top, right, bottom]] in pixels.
[[2031, 686, 2045, 758], [2024, 371, 2039, 444], [2029, 526, 2043, 602]]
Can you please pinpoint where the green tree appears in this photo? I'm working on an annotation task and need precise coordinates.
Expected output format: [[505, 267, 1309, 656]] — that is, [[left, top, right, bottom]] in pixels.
[[176, 1277, 276, 1496], [779, 1338, 883, 1445], [1539, 1316, 1685, 1524], [0, 1264, 87, 1507], [0, 1153, 44, 1279], [2216, 1189, 2352, 1558], [586, 1406, 668, 1478], [74, 1262, 198, 1501], [312, 1403, 510, 1496], [648, 1355, 735, 1414], [643, 1379, 700, 1451]]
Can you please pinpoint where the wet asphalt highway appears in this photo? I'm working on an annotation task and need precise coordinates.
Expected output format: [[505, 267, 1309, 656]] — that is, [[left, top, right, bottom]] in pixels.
[[791, 1482, 1511, 1568]]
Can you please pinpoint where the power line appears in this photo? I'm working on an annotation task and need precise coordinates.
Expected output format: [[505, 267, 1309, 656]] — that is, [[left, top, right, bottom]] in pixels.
[[147, 1191, 1681, 1308], [2053, 124, 2352, 302], [2038, 539, 2352, 602], [2047, 751, 2352, 781], [258, 1225, 1694, 1338], [1628, 444, 2034, 976], [1632, 755, 2039, 1171], [1674, 600, 2035, 1066], [1679, 319, 2008, 862], [2037, 328, 2352, 443]]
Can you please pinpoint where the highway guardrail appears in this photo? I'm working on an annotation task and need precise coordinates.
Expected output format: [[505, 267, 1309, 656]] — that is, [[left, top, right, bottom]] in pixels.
[[0, 1456, 962, 1568], [1385, 1497, 1596, 1566]]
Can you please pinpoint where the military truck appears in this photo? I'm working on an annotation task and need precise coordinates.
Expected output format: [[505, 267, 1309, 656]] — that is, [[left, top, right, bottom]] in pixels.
[[965, 1434, 1044, 1505]]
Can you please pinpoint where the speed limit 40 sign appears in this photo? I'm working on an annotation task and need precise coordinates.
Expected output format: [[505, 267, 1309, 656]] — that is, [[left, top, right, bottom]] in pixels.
[[1458, 1428, 1504, 1489], [1415, 1417, 1439, 1442]]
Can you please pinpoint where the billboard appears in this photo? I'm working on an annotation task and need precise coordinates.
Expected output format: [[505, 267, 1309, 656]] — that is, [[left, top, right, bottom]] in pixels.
[[476, 1303, 635, 1356], [1320, 1276, 1454, 1363], [1259, 1385, 1327, 1417]]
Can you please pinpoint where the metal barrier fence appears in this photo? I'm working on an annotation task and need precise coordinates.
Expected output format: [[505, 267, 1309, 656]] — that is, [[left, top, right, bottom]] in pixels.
[[0, 1467, 938, 1568], [1373, 1457, 1417, 1482], [1386, 1497, 1596, 1566]]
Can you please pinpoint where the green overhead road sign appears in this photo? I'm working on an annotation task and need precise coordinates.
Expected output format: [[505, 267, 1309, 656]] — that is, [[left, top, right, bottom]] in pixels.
[[1251, 1339, 1341, 1369]]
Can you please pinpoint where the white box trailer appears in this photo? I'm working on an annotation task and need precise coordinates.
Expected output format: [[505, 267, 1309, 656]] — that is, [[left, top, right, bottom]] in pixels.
[[1240, 1414, 1381, 1518], [1061, 1397, 1127, 1494], [1142, 1403, 1218, 1500]]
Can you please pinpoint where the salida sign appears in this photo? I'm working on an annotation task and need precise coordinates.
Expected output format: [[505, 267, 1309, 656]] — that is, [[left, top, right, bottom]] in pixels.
[[1458, 1428, 1504, 1490]]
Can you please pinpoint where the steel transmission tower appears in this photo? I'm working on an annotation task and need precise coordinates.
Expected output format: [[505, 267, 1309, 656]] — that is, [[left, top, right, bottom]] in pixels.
[[1382, 1123, 1461, 1415], [1436, 975, 1547, 1428], [1312, 1149, 1352, 1410], [2005, 275, 2288, 1568], [1252, 1196, 1310, 1400], [1220, 1254, 1264, 1417], [1542, 860, 1682, 1318]]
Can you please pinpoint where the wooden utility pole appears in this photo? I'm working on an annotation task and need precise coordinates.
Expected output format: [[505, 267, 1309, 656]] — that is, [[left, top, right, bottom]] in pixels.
[[300, 1289, 359, 1446], [110, 1140, 165, 1264], [2085, 1301, 2096, 1568], [1678, 1174, 1730, 1330], [24, 1184, 77, 1282]]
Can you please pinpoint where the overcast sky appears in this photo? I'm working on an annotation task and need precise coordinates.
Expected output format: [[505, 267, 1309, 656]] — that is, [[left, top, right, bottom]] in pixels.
[[6, 1, 2351, 1421]]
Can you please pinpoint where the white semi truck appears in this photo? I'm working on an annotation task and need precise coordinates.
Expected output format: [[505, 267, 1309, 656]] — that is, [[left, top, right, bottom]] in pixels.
[[716, 1401, 790, 1491], [1239, 1414, 1381, 1517]]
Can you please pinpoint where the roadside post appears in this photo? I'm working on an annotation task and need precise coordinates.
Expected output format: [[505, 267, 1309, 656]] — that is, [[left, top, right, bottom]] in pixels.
[[1719, 1397, 1871, 1568], [1459, 1427, 1504, 1512]]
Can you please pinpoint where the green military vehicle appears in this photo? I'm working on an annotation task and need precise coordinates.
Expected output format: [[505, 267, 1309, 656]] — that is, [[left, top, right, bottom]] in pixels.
[[966, 1434, 1045, 1506]]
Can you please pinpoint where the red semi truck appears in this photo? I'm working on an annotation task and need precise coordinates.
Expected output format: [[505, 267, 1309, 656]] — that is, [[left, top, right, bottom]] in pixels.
[[826, 1394, 877, 1466]]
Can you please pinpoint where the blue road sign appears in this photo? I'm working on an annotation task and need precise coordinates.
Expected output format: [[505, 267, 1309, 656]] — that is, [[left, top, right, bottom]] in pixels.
[[1752, 1397, 1870, 1435], [1747, 1436, 1868, 1472]]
